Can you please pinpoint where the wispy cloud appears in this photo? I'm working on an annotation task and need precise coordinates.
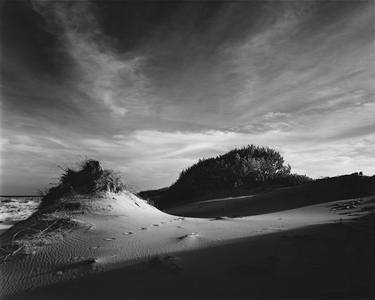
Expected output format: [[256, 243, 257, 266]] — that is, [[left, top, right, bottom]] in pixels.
[[2, 123, 375, 194], [31, 0, 147, 117]]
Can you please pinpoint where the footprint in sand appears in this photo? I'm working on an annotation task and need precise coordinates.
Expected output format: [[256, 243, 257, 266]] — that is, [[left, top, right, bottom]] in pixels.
[[104, 238, 116, 241], [176, 225, 183, 228], [122, 232, 133, 235], [140, 227, 148, 230], [210, 216, 230, 221], [153, 224, 159, 227], [177, 232, 199, 240], [145, 255, 182, 272]]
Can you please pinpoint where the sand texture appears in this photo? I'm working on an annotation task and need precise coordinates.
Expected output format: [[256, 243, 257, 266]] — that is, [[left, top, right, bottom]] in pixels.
[[1, 188, 374, 299]]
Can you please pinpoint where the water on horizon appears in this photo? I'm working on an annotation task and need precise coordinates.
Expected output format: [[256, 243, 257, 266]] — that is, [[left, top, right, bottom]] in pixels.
[[0, 196, 41, 232]]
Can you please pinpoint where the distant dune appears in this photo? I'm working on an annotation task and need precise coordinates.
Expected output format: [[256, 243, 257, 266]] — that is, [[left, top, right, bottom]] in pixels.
[[1, 160, 374, 299], [168, 174, 375, 217]]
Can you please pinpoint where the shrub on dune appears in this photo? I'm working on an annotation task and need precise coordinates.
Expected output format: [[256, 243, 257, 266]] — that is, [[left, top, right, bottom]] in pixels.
[[39, 159, 126, 210], [166, 145, 311, 204]]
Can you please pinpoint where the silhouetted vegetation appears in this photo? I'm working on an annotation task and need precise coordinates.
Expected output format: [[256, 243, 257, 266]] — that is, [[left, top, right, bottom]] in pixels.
[[141, 145, 312, 208], [40, 159, 125, 210]]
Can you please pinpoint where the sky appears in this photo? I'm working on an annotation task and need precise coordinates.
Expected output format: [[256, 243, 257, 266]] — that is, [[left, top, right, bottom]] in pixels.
[[0, 0, 374, 194]]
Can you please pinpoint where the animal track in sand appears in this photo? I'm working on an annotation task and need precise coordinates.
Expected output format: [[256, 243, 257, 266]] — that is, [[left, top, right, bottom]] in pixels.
[[123, 231, 133, 235], [152, 224, 159, 227], [140, 227, 148, 230]]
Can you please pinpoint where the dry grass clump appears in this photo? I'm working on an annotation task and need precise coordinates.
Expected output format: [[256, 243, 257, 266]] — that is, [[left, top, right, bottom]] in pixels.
[[39, 159, 126, 210], [0, 160, 122, 262], [0, 212, 80, 263]]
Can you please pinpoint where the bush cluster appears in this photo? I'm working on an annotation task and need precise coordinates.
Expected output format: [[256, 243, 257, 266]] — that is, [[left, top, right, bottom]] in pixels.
[[167, 145, 311, 202]]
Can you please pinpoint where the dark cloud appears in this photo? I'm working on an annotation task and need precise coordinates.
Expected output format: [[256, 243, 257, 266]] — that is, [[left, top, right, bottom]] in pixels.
[[0, 0, 71, 78]]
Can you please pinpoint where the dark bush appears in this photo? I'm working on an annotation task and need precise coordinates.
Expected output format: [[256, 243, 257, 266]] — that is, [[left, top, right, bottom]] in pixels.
[[165, 145, 311, 205]]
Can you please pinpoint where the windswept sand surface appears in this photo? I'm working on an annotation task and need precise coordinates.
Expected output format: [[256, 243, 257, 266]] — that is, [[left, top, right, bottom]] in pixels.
[[1, 191, 374, 299]]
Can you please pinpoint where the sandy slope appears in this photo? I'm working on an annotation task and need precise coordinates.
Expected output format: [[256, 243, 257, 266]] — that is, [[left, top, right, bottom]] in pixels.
[[167, 175, 375, 218], [1, 190, 374, 299]]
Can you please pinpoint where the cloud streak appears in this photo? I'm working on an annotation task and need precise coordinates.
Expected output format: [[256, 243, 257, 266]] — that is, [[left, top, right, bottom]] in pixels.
[[3, 127, 375, 194], [31, 0, 148, 117]]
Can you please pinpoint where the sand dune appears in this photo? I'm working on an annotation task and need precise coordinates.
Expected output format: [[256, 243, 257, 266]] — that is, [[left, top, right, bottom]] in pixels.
[[168, 175, 375, 217], [1, 184, 374, 299]]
